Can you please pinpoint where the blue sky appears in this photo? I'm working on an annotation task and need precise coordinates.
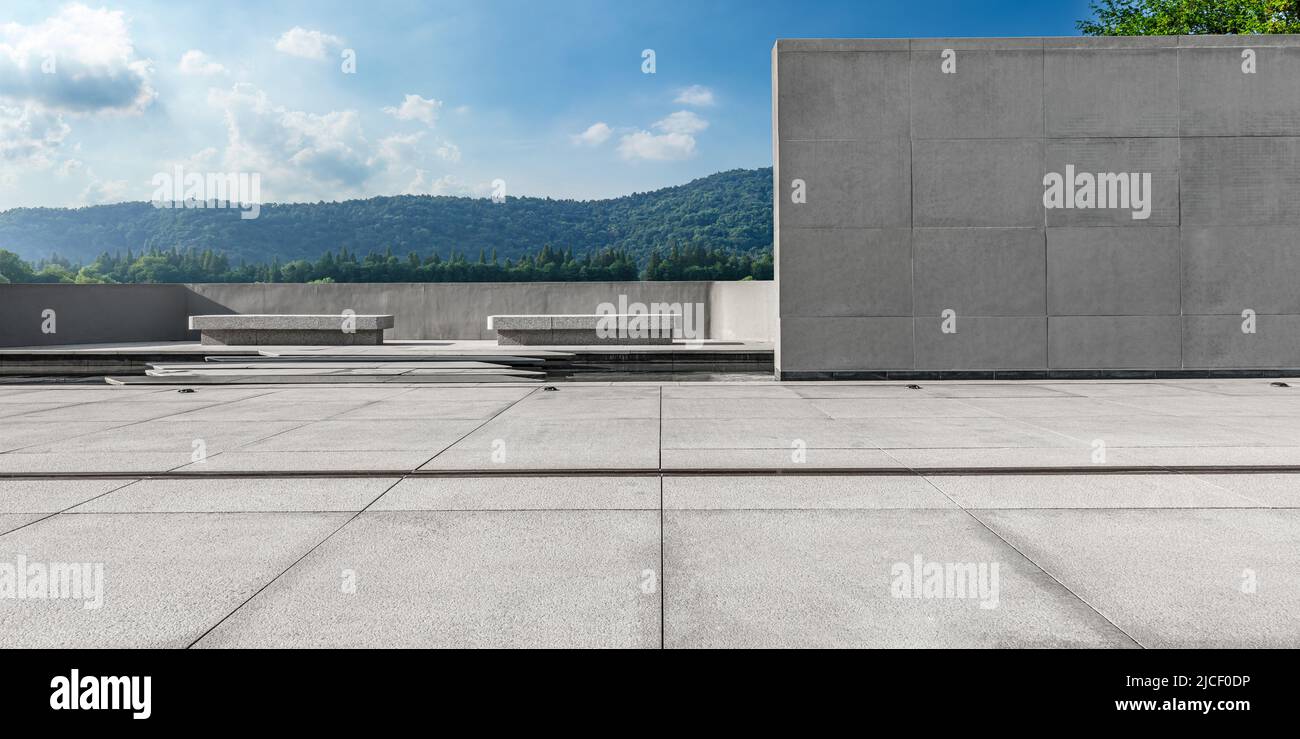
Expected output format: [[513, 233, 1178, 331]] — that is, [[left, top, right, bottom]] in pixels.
[[0, 0, 1094, 210]]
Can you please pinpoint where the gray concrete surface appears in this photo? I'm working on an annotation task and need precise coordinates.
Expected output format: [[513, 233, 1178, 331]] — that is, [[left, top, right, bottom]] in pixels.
[[2, 377, 1299, 648], [774, 35, 1300, 376]]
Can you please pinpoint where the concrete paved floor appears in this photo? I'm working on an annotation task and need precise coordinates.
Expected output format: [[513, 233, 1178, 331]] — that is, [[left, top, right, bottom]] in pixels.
[[1, 378, 1298, 647]]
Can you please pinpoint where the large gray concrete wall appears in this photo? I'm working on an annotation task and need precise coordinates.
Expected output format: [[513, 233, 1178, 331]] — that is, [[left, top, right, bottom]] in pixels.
[[773, 35, 1300, 377], [0, 281, 775, 346]]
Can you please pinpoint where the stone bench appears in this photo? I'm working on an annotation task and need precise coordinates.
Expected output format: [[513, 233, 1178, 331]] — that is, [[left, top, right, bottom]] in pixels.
[[189, 314, 395, 346], [487, 314, 681, 346]]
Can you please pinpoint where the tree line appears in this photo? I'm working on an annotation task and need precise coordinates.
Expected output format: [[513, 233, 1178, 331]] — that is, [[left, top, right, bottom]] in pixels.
[[0, 243, 773, 284]]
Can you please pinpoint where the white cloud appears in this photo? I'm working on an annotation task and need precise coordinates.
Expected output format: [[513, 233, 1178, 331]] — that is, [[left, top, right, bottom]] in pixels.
[[375, 132, 425, 170], [81, 174, 129, 205], [205, 84, 462, 201], [0, 4, 155, 114], [616, 111, 708, 161], [274, 27, 344, 60], [405, 171, 481, 197], [178, 49, 225, 76], [402, 171, 494, 198], [571, 121, 612, 147], [653, 110, 709, 135], [209, 83, 378, 199], [674, 85, 715, 107], [617, 131, 696, 161], [383, 94, 442, 125], [169, 146, 218, 172], [0, 103, 70, 167], [435, 141, 461, 162]]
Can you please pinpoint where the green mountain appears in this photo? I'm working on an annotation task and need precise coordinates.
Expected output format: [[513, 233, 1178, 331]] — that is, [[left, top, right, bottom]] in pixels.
[[0, 167, 773, 266]]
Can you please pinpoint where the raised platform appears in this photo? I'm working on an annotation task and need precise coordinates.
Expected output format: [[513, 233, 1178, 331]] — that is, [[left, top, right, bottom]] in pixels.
[[488, 314, 681, 346], [189, 314, 396, 346]]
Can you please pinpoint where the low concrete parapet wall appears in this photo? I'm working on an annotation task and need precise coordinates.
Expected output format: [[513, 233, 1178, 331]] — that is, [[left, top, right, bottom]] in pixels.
[[0, 281, 776, 347]]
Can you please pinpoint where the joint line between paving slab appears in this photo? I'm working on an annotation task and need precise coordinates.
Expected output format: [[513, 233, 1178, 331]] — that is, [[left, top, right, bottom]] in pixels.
[[659, 473, 665, 650], [414, 385, 544, 470], [0, 476, 144, 539], [878, 444, 1145, 646], [184, 475, 408, 648], [913, 472, 1146, 649]]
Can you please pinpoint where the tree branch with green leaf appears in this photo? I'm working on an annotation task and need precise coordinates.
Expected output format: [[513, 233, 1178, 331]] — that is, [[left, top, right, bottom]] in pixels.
[[1078, 0, 1300, 35]]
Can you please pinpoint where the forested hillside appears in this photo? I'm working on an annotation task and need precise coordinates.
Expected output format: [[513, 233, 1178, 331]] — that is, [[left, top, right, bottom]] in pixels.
[[0, 168, 773, 267]]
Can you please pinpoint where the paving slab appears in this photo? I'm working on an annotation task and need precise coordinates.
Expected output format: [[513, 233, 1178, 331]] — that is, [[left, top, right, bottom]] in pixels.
[[16, 401, 223, 422], [69, 478, 399, 513], [0, 452, 196, 474], [664, 475, 955, 509], [661, 448, 907, 470], [0, 512, 49, 535], [884, 447, 1104, 469], [155, 399, 375, 422], [847, 417, 1080, 449], [1089, 446, 1300, 467], [19, 420, 305, 454], [662, 418, 872, 450], [422, 418, 659, 470], [663, 509, 1136, 648], [0, 403, 85, 419], [194, 510, 661, 648], [1169, 381, 1300, 397], [1014, 415, 1282, 447], [922, 384, 1077, 399], [925, 474, 1259, 509], [1213, 416, 1300, 445], [107, 388, 278, 403], [661, 385, 802, 400], [0, 512, 350, 648], [1107, 396, 1300, 417], [503, 396, 661, 420], [173, 450, 431, 472], [518, 386, 659, 401], [0, 388, 67, 402], [1187, 473, 1300, 507], [372, 476, 658, 510], [0, 421, 125, 453], [0, 388, 165, 403], [1037, 383, 1217, 398], [951, 397, 1146, 418], [238, 419, 481, 452], [259, 387, 415, 402], [331, 399, 517, 420], [789, 384, 953, 399], [974, 509, 1300, 647], [808, 398, 992, 419], [663, 398, 831, 420], [0, 479, 137, 513], [396, 386, 536, 402]]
